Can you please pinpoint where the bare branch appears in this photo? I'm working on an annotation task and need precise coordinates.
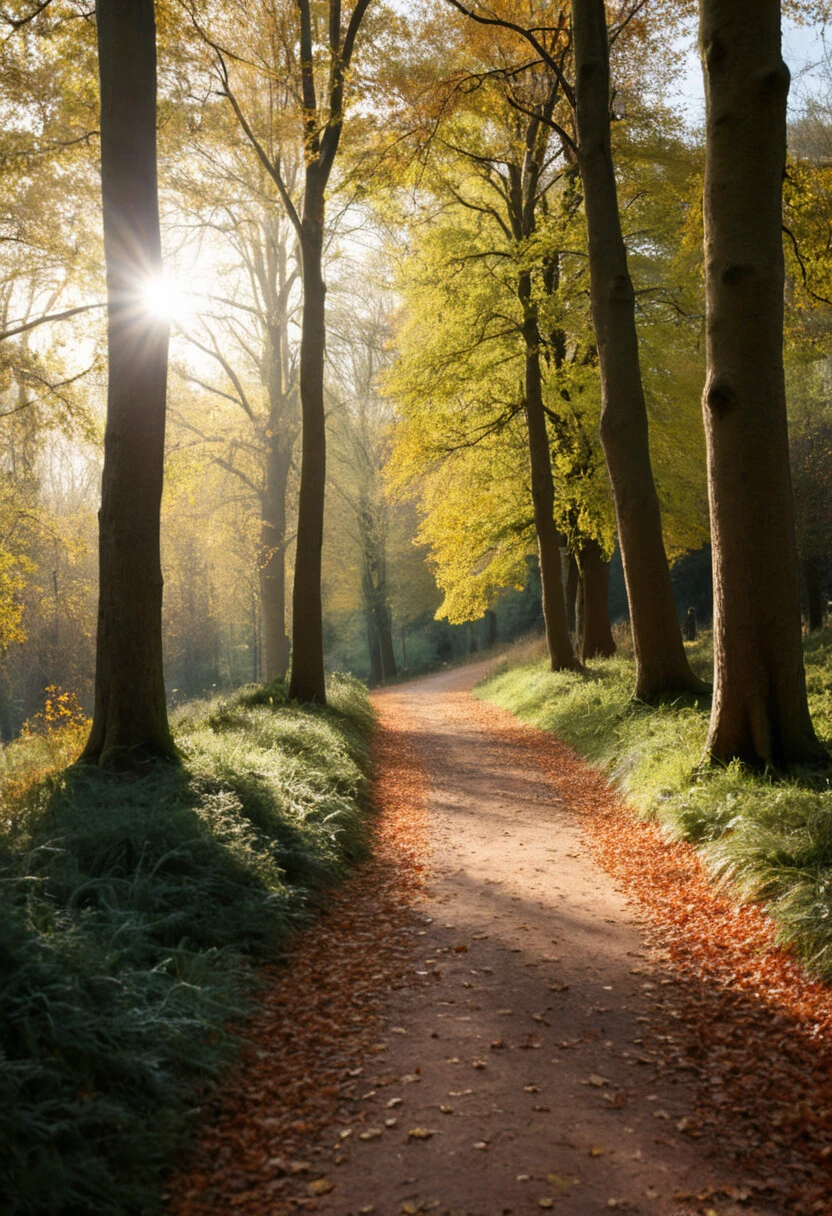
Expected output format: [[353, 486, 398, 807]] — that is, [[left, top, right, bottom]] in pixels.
[[0, 301, 105, 343]]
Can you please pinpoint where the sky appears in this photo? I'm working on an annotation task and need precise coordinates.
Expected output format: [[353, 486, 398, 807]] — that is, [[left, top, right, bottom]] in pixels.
[[674, 16, 830, 126]]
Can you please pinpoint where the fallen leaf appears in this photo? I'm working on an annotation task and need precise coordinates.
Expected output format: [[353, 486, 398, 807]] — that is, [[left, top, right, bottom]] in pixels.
[[472, 1059, 487, 1069], [308, 1178, 334, 1196], [538, 1201, 554, 1210], [473, 1140, 488, 1150], [588, 1075, 608, 1088], [358, 1128, 383, 1141], [408, 1127, 435, 1139], [546, 1174, 572, 1189]]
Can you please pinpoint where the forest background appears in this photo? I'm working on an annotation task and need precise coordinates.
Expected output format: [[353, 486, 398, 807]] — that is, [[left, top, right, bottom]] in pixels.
[[0, 0, 831, 741]]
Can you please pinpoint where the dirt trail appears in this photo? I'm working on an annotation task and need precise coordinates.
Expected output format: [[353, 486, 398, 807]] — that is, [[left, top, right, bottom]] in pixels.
[[169, 662, 832, 1216], [310, 664, 775, 1216]]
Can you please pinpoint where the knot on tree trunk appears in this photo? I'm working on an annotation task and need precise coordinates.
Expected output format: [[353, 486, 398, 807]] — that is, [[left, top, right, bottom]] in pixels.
[[706, 380, 736, 415], [757, 62, 790, 100], [703, 35, 727, 71], [721, 262, 754, 286]]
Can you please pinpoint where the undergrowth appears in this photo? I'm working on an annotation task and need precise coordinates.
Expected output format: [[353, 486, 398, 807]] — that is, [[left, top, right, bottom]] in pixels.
[[0, 673, 373, 1215], [479, 627, 832, 980]]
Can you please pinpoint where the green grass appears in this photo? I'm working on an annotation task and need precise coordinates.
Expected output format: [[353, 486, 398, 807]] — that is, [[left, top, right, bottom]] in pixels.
[[479, 627, 832, 980], [0, 673, 374, 1216]]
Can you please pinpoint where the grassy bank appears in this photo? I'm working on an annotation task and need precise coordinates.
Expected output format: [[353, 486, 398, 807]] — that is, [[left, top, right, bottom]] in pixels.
[[0, 674, 374, 1216], [478, 628, 832, 979]]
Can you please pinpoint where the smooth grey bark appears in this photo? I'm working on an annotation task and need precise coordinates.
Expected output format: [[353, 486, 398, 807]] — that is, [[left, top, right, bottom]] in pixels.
[[82, 0, 176, 765], [572, 0, 704, 700], [700, 0, 825, 765]]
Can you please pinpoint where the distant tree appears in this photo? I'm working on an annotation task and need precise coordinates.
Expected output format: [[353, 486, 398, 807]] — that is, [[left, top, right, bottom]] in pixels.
[[699, 0, 826, 766], [788, 360, 832, 631], [328, 290, 399, 685], [81, 0, 176, 765]]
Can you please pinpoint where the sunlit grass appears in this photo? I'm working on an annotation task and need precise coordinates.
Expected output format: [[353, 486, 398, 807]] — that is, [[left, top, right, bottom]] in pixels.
[[479, 627, 832, 980]]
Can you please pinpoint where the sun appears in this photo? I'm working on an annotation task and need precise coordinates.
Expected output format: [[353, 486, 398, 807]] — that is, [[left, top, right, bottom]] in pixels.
[[142, 276, 190, 322]]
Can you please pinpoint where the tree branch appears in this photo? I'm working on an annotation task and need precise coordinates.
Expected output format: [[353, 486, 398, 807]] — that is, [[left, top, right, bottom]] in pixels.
[[0, 301, 105, 343]]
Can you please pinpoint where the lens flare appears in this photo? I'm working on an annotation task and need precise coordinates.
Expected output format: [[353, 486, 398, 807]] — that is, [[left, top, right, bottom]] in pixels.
[[142, 277, 189, 321]]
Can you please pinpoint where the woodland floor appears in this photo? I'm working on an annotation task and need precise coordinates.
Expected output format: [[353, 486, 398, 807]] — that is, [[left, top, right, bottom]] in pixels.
[[166, 663, 832, 1216]]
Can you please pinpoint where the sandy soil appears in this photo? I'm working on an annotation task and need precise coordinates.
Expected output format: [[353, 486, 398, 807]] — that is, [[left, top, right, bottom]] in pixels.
[[308, 664, 779, 1216]]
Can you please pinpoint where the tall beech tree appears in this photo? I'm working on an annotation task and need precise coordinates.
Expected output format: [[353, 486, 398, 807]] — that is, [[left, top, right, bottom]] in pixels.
[[202, 0, 374, 704], [82, 0, 177, 764], [451, 0, 703, 698], [570, 0, 704, 700], [699, 0, 826, 765]]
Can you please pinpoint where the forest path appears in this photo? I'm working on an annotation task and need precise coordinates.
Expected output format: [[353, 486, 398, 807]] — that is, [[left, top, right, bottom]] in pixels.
[[169, 661, 832, 1216], [310, 663, 774, 1216]]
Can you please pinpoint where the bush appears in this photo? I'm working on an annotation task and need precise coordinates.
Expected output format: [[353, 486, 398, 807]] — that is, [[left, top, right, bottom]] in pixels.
[[0, 673, 374, 1215]]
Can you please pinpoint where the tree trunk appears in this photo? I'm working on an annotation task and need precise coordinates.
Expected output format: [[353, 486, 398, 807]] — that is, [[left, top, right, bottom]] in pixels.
[[260, 442, 292, 681], [468, 620, 478, 654], [564, 550, 580, 638], [485, 608, 498, 647], [578, 539, 615, 660], [288, 188, 327, 704], [572, 0, 704, 701], [803, 557, 825, 632], [520, 272, 579, 672], [378, 604, 397, 681], [366, 610, 383, 686], [81, 0, 176, 766], [700, 0, 825, 766]]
